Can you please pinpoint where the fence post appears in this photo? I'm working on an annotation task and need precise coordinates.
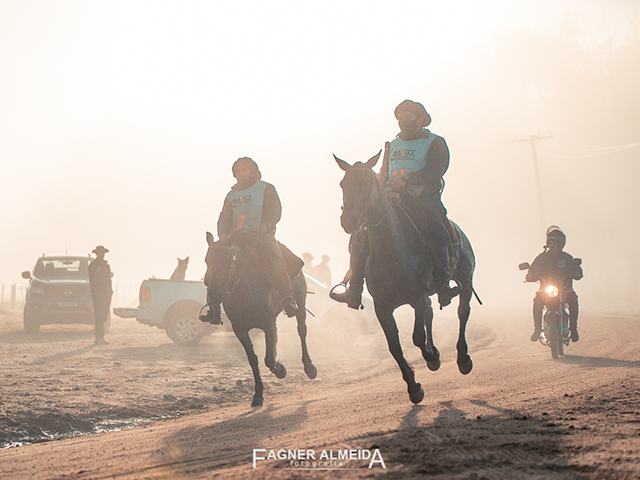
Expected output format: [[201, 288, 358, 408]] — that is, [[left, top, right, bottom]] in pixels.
[[11, 284, 16, 309]]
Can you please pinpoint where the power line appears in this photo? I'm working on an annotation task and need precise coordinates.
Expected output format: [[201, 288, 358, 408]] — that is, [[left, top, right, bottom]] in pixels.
[[539, 140, 640, 158]]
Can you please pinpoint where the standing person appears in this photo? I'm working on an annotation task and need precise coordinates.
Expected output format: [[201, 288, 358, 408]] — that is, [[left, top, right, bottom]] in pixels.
[[525, 226, 583, 342], [302, 252, 316, 274], [331, 99, 459, 310], [88, 245, 113, 345], [201, 157, 301, 325], [315, 254, 332, 285]]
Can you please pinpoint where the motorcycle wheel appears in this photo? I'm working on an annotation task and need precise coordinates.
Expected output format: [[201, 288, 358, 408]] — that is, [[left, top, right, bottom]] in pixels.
[[547, 313, 560, 359]]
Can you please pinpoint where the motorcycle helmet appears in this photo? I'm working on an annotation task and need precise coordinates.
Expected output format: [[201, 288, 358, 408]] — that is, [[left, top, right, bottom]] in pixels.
[[545, 225, 566, 249]]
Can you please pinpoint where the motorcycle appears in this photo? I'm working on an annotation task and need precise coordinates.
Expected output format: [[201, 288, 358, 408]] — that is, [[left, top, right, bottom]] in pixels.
[[519, 258, 582, 359]]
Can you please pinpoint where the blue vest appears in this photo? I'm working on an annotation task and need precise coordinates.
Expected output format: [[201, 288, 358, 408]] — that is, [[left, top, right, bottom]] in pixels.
[[388, 132, 440, 181], [225, 180, 269, 234]]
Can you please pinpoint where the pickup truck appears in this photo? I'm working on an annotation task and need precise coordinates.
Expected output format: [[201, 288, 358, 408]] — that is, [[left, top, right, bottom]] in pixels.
[[114, 272, 378, 347]]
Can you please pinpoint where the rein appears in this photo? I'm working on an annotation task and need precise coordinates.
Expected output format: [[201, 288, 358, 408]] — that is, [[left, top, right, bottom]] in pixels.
[[208, 236, 260, 295], [351, 169, 392, 230]]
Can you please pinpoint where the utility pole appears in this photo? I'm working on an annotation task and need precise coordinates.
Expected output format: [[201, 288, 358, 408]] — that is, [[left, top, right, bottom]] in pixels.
[[511, 134, 553, 241]]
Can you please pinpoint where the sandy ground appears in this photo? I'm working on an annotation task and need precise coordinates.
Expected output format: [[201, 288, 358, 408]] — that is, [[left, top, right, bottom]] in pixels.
[[0, 305, 639, 479]]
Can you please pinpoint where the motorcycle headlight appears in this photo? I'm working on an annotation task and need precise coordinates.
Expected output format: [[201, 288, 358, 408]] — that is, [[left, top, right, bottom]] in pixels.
[[545, 285, 559, 297]]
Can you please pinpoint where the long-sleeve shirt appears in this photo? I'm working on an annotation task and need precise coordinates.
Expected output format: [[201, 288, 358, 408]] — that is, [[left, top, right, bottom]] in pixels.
[[526, 250, 583, 290], [88, 258, 113, 297]]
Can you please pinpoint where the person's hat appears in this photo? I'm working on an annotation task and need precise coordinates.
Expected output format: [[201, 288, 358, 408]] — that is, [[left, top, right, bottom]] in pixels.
[[232, 157, 260, 177], [322, 254, 330, 261], [394, 100, 431, 126], [92, 245, 109, 254]]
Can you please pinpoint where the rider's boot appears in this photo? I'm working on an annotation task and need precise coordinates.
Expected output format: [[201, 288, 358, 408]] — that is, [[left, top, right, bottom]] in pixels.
[[530, 313, 542, 342], [437, 280, 460, 310], [330, 269, 364, 310], [271, 256, 299, 318], [330, 232, 366, 310], [433, 247, 460, 310], [281, 295, 299, 318], [569, 317, 579, 342], [201, 276, 225, 325], [568, 295, 579, 342], [199, 303, 223, 325]]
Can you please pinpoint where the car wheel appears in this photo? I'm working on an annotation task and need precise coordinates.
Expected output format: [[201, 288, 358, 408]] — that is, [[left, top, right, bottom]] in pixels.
[[321, 305, 362, 346], [23, 305, 40, 335], [166, 308, 204, 346]]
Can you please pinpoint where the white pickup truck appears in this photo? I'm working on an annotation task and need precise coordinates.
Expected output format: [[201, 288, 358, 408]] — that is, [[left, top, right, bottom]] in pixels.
[[114, 272, 378, 347]]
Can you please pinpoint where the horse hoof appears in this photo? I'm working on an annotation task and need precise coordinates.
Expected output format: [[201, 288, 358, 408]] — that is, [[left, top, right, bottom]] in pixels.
[[409, 384, 424, 404], [424, 346, 440, 371], [274, 363, 287, 379], [427, 357, 441, 371], [251, 396, 264, 407], [458, 357, 473, 375], [305, 364, 317, 379]]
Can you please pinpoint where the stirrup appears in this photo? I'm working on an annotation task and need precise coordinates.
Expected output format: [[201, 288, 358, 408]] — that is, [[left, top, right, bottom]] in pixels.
[[329, 282, 363, 310], [281, 296, 299, 318], [199, 304, 223, 325], [329, 283, 348, 302]]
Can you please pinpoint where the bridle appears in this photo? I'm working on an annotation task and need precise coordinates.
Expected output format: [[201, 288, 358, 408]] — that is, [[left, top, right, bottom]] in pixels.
[[206, 236, 260, 295], [342, 167, 391, 231]]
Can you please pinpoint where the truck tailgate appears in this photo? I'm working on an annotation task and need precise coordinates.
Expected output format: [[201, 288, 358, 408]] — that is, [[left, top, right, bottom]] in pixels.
[[113, 307, 139, 318]]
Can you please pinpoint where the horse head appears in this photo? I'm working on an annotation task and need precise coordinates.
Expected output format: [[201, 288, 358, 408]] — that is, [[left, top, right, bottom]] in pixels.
[[204, 231, 234, 290], [334, 151, 384, 234]]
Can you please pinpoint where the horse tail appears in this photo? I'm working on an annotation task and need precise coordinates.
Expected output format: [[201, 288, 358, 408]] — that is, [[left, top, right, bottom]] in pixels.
[[450, 221, 482, 305]]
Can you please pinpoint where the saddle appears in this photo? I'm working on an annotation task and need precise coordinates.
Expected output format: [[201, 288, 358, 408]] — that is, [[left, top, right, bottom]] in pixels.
[[223, 236, 303, 294], [390, 192, 460, 249], [444, 218, 460, 248]]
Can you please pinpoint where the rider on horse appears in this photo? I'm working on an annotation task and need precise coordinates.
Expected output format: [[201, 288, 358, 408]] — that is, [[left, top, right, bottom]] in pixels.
[[331, 100, 460, 310], [200, 157, 300, 325]]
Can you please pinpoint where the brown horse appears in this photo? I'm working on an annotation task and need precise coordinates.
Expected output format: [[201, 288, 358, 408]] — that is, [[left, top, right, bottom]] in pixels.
[[203, 232, 317, 406], [335, 152, 477, 404]]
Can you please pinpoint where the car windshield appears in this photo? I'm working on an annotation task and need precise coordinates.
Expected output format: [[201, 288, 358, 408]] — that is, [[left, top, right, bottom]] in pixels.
[[34, 258, 89, 280]]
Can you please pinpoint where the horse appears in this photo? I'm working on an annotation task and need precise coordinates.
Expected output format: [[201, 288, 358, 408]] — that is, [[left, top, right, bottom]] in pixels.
[[203, 232, 317, 407], [334, 152, 478, 404]]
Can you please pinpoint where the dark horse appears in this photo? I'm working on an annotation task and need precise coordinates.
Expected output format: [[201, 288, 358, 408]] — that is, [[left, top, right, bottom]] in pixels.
[[335, 152, 478, 404], [203, 232, 317, 407]]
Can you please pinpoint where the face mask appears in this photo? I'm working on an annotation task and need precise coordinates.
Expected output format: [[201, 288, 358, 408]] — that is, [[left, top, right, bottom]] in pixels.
[[399, 119, 420, 137]]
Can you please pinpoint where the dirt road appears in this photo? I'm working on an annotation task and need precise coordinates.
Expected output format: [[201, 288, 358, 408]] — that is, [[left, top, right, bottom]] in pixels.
[[1, 306, 639, 479]]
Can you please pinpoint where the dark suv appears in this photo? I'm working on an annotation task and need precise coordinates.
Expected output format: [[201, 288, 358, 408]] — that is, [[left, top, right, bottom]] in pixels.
[[21, 255, 106, 334]]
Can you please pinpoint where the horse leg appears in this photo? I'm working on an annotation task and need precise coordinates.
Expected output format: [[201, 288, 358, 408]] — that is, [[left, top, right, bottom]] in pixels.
[[295, 308, 317, 379], [234, 328, 265, 407], [456, 282, 473, 375], [412, 294, 441, 371], [375, 303, 424, 404], [264, 321, 287, 380]]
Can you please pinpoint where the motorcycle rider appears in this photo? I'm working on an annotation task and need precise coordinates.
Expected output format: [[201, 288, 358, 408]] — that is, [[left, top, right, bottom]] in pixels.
[[526, 226, 583, 342], [331, 99, 460, 310], [201, 157, 300, 325]]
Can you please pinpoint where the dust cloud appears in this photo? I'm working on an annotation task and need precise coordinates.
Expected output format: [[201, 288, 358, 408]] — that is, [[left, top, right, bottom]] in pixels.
[[1, 1, 639, 318]]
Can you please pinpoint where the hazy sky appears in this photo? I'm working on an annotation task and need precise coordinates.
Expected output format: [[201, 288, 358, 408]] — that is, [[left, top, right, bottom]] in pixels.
[[1, 0, 639, 311]]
